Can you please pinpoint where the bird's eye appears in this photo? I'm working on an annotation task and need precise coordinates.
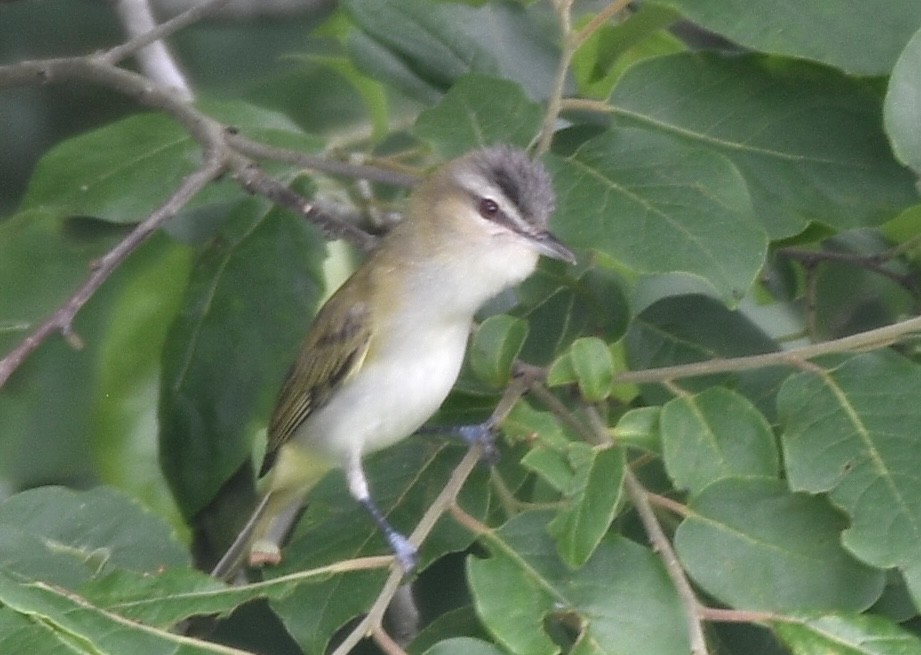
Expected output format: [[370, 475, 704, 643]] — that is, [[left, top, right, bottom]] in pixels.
[[478, 198, 500, 220]]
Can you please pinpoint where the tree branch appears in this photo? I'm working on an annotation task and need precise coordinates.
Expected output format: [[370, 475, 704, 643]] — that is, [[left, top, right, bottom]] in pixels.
[[104, 0, 231, 66], [0, 42, 416, 386], [614, 312, 921, 386], [0, 158, 226, 387], [111, 0, 195, 99], [575, 405, 708, 654]]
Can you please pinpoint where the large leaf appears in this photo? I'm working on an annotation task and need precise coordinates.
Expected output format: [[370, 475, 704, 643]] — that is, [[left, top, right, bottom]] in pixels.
[[885, 26, 921, 175], [468, 511, 689, 655], [547, 128, 766, 305], [18, 103, 321, 224], [344, 0, 559, 102], [610, 53, 918, 239], [0, 486, 189, 588], [657, 0, 921, 76], [661, 387, 778, 495], [675, 478, 885, 612], [19, 114, 194, 224], [414, 74, 544, 158], [159, 198, 326, 518], [92, 234, 192, 533], [778, 351, 921, 606]]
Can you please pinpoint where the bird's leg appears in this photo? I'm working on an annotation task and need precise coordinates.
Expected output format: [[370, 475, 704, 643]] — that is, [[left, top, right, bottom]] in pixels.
[[345, 452, 419, 575], [417, 418, 499, 464]]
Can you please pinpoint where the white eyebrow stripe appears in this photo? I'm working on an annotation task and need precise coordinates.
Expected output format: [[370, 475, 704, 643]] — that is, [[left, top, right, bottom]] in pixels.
[[454, 170, 529, 231]]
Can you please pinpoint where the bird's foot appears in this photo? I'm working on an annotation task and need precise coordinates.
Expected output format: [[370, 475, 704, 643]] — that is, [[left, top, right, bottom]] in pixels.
[[418, 420, 500, 464]]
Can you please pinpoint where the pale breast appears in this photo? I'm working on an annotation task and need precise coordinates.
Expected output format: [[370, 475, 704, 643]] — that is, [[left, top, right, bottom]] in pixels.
[[293, 319, 471, 465]]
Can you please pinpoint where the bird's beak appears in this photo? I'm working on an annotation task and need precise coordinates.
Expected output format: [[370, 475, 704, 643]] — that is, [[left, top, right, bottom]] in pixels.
[[530, 230, 577, 265]]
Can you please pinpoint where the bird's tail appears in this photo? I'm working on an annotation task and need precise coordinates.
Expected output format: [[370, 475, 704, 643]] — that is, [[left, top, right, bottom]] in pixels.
[[210, 491, 276, 580]]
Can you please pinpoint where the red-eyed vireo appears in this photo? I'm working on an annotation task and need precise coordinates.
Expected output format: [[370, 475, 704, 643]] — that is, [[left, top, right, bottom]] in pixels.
[[211, 145, 575, 579]]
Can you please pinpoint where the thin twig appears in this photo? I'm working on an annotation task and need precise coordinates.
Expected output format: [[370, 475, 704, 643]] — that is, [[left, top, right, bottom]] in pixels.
[[227, 155, 377, 250], [536, 0, 631, 155], [535, 1, 575, 156], [572, 0, 633, 50], [103, 0, 232, 65], [778, 246, 916, 290], [624, 468, 708, 654], [111, 0, 195, 99], [371, 627, 408, 655], [228, 134, 420, 188], [613, 312, 921, 386], [646, 492, 691, 519], [0, 158, 226, 388]]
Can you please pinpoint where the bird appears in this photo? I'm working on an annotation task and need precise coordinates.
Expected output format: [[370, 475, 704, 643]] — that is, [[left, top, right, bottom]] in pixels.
[[211, 145, 575, 579]]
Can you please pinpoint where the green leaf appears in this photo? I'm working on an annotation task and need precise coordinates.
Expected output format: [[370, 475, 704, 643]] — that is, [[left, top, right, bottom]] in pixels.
[[612, 406, 661, 453], [675, 478, 885, 612], [468, 314, 529, 388], [0, 570, 251, 655], [657, 0, 921, 75], [19, 114, 192, 223], [547, 127, 767, 305], [0, 210, 124, 355], [778, 350, 921, 606], [610, 53, 918, 239], [92, 234, 192, 534], [661, 387, 778, 495], [414, 74, 544, 157], [468, 512, 689, 655], [159, 198, 326, 518], [504, 399, 570, 452], [773, 612, 921, 655], [0, 487, 189, 588], [343, 0, 558, 101], [548, 445, 624, 567], [571, 3, 684, 98], [18, 103, 320, 225], [568, 336, 615, 402], [885, 26, 921, 175]]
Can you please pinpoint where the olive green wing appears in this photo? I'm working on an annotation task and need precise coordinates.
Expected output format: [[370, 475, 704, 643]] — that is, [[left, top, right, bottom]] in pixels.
[[259, 296, 373, 477]]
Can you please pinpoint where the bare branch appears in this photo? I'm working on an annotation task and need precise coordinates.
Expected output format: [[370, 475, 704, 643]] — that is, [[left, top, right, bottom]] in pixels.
[[104, 0, 232, 65], [622, 466, 709, 655], [0, 157, 226, 388], [228, 134, 420, 188], [0, 47, 410, 386], [111, 0, 194, 99]]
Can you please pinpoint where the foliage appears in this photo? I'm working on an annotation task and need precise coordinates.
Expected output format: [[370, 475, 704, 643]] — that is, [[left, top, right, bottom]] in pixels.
[[2, 1, 921, 654]]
